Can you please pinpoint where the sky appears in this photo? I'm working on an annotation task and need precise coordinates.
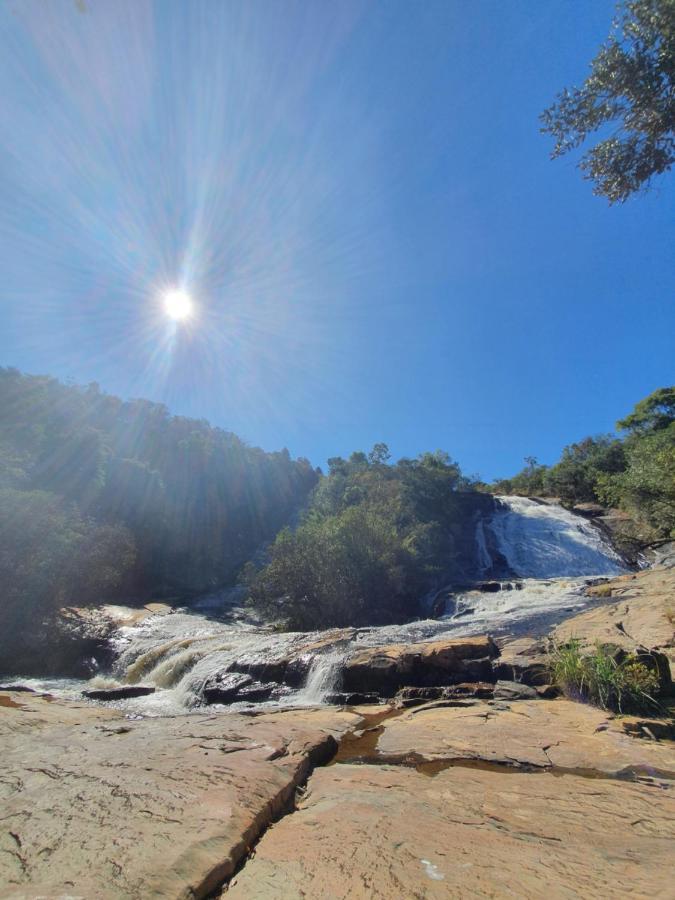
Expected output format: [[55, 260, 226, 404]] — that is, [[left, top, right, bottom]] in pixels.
[[0, 0, 672, 480]]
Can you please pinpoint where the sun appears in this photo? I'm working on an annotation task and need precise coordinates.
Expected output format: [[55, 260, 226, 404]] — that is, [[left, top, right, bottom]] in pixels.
[[163, 289, 193, 321]]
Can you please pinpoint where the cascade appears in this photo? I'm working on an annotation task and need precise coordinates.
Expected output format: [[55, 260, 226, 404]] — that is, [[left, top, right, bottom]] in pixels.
[[295, 651, 345, 705], [489, 496, 625, 578]]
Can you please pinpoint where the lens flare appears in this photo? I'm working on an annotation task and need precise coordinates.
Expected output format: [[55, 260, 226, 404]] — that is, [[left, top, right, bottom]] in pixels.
[[164, 289, 193, 321]]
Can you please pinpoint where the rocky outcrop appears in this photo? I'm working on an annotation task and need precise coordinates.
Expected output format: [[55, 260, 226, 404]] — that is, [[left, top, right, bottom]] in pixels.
[[228, 698, 675, 899], [554, 566, 675, 668], [342, 635, 498, 696]]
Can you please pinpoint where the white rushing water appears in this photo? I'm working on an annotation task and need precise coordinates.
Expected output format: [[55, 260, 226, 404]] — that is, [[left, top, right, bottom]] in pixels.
[[490, 496, 625, 578], [8, 498, 628, 714], [295, 651, 344, 705]]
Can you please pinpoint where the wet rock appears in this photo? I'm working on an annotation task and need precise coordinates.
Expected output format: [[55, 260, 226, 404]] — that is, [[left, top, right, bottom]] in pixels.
[[478, 580, 501, 592], [493, 680, 538, 701], [83, 685, 156, 701], [229, 657, 288, 684], [282, 655, 312, 687], [202, 672, 254, 703], [342, 636, 498, 697], [0, 683, 36, 693], [395, 682, 494, 706], [325, 691, 382, 706], [236, 682, 279, 704]]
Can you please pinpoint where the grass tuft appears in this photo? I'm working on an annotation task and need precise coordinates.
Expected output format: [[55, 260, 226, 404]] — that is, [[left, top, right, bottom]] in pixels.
[[550, 638, 661, 714]]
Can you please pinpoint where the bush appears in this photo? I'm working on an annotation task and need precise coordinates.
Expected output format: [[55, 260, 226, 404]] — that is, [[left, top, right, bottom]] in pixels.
[[550, 639, 661, 713]]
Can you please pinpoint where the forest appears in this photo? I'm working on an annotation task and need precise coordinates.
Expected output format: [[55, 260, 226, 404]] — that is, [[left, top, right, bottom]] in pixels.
[[0, 368, 318, 644]]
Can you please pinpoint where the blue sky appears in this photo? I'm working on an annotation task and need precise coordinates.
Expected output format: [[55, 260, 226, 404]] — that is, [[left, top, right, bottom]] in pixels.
[[0, 0, 672, 480]]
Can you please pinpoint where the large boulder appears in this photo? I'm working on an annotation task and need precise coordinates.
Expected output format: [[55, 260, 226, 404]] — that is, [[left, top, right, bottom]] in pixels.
[[342, 636, 498, 696]]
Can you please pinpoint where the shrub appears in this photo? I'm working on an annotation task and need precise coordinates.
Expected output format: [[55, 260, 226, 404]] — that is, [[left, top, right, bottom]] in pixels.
[[550, 639, 661, 713]]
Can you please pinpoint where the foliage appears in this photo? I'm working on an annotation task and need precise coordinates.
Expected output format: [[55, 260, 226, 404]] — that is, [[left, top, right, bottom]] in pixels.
[[492, 457, 548, 497], [541, 0, 675, 202], [597, 423, 675, 536], [0, 368, 319, 612], [550, 638, 661, 712], [0, 488, 136, 642], [544, 436, 626, 505], [616, 386, 675, 433], [246, 446, 477, 628], [494, 387, 675, 539]]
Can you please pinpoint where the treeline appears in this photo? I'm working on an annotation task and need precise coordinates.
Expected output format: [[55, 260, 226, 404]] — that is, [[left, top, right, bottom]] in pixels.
[[0, 368, 318, 639], [492, 388, 675, 540], [245, 445, 481, 629]]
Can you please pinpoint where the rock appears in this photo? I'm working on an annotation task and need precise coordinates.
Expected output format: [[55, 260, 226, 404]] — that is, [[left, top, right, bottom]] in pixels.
[[478, 580, 501, 592], [202, 672, 255, 703], [494, 636, 551, 686], [228, 699, 675, 900], [553, 566, 675, 670], [646, 541, 675, 569], [0, 683, 36, 693], [325, 691, 382, 705], [342, 636, 498, 697], [395, 682, 494, 706], [0, 603, 172, 679], [493, 679, 539, 701], [375, 698, 675, 775], [571, 502, 607, 518], [535, 683, 561, 699], [0, 691, 362, 898], [83, 685, 156, 701]]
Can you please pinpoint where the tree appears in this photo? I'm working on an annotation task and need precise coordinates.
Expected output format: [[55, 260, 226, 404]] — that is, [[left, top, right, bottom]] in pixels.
[[541, 0, 675, 202], [617, 386, 675, 432]]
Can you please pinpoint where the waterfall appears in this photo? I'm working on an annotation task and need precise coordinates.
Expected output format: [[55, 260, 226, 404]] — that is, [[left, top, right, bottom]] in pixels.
[[295, 651, 344, 705], [489, 496, 626, 579]]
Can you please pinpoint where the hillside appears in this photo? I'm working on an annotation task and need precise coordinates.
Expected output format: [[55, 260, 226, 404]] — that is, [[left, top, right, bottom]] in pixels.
[[0, 368, 318, 664]]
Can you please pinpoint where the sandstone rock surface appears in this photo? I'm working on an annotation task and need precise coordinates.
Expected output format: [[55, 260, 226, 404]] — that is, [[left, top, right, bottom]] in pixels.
[[554, 567, 675, 665], [0, 691, 361, 899], [228, 759, 674, 900], [229, 698, 675, 900], [342, 635, 498, 695]]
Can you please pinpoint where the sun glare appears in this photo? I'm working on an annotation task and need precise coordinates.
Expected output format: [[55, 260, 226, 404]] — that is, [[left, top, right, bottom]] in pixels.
[[164, 289, 193, 321]]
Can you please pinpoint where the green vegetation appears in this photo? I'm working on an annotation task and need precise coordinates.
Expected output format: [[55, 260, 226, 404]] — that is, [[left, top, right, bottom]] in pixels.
[[245, 448, 479, 629], [550, 639, 661, 713], [494, 387, 675, 541], [0, 368, 317, 643], [541, 0, 675, 203]]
